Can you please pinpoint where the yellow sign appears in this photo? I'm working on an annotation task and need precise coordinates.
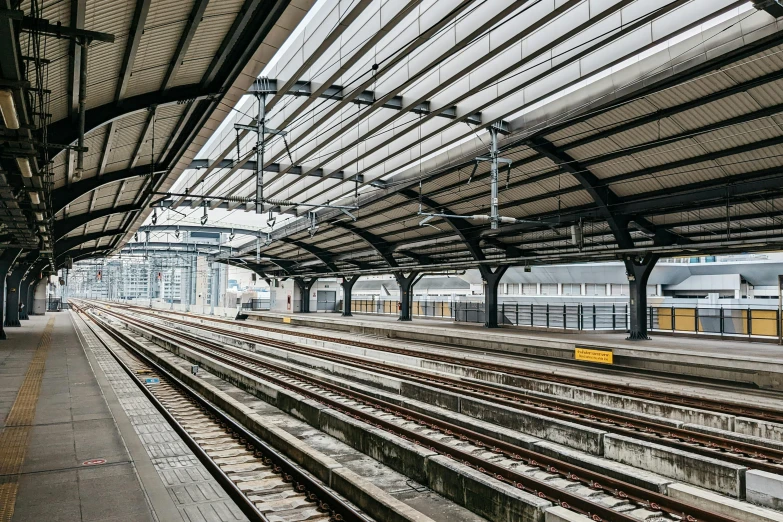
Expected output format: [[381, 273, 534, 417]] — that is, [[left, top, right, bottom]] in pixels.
[[574, 347, 613, 365], [283, 317, 291, 324]]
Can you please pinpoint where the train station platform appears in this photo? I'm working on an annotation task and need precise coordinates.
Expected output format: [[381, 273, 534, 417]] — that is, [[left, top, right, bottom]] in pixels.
[[0, 312, 244, 522], [244, 310, 783, 391]]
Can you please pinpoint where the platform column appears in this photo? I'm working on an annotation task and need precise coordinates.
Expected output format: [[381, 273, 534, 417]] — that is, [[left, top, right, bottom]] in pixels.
[[295, 278, 317, 313], [5, 264, 27, 327], [394, 271, 420, 321], [30, 276, 46, 315], [624, 253, 659, 340], [0, 250, 20, 338], [19, 275, 30, 320], [340, 276, 358, 317], [480, 265, 508, 328]]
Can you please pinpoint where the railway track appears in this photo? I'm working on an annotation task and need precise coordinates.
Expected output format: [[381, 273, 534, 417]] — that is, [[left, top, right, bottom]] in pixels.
[[93, 302, 783, 476], [74, 306, 368, 522], [78, 301, 744, 522], [113, 302, 783, 424]]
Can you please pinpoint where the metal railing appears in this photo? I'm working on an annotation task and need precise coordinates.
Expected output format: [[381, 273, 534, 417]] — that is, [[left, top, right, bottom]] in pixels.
[[452, 302, 630, 330], [241, 299, 271, 311], [649, 306, 781, 339], [348, 298, 783, 340], [348, 298, 453, 318]]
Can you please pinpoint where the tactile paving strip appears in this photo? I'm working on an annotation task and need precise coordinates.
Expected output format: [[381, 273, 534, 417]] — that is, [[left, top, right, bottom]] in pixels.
[[0, 318, 54, 522], [72, 313, 247, 522]]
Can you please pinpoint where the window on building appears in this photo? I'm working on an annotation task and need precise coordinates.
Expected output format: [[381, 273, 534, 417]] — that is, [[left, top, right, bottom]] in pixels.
[[562, 283, 581, 295], [521, 283, 537, 295], [585, 284, 606, 296], [611, 284, 629, 296], [507, 283, 519, 294], [540, 283, 558, 295]]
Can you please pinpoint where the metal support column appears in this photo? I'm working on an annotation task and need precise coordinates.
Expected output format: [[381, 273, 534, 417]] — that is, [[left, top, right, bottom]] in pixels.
[[295, 278, 318, 313], [394, 272, 420, 321], [5, 265, 27, 327], [18, 276, 30, 320], [341, 276, 358, 317], [75, 42, 89, 180], [479, 265, 508, 328], [0, 250, 20, 338], [624, 253, 659, 340], [489, 127, 499, 230]]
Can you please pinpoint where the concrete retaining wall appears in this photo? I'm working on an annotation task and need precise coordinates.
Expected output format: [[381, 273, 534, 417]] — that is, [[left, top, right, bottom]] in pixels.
[[247, 312, 783, 390], [119, 323, 554, 522], [603, 434, 746, 498]]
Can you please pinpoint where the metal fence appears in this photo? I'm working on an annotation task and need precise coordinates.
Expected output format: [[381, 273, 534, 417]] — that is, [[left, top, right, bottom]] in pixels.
[[241, 299, 271, 311], [349, 298, 453, 318], [47, 297, 62, 311], [649, 306, 780, 338], [349, 297, 783, 339]]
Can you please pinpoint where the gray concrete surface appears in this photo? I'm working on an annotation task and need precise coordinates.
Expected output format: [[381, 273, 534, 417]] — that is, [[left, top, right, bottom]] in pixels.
[[747, 469, 783, 511], [247, 311, 783, 390], [0, 314, 158, 522]]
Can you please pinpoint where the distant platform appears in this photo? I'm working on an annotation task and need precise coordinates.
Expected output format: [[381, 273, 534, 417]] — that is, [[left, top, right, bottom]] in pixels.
[[245, 310, 783, 391]]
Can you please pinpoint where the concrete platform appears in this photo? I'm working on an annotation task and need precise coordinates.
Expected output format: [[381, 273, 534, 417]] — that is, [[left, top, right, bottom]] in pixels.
[[0, 312, 244, 522], [246, 310, 783, 390]]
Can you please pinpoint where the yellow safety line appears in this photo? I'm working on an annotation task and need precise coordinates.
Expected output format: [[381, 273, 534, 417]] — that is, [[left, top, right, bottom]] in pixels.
[[0, 318, 54, 522]]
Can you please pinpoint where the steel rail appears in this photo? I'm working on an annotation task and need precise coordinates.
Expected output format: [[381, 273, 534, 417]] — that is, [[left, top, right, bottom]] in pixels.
[[154, 315, 783, 475], [89, 302, 742, 522], [72, 303, 368, 522], [118, 303, 783, 424]]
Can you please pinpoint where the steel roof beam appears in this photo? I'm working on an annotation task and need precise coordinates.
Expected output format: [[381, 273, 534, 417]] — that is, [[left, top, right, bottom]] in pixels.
[[115, 0, 152, 103], [399, 188, 486, 261], [67, 0, 86, 119], [161, 0, 209, 92], [249, 79, 482, 126], [97, 121, 118, 177], [138, 224, 260, 236], [186, 158, 354, 181], [129, 109, 155, 169], [52, 165, 152, 213], [279, 238, 338, 271], [48, 84, 216, 157], [332, 222, 398, 268], [519, 27, 783, 142], [56, 230, 125, 257], [753, 0, 783, 17], [54, 204, 142, 240]]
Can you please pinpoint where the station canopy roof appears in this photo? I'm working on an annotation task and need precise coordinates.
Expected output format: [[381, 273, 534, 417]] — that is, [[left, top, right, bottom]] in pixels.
[[40, 0, 783, 278], [6, 0, 313, 271]]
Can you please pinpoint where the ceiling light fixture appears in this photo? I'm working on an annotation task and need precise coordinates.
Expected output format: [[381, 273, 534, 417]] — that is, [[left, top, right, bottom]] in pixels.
[[29, 191, 40, 204], [16, 157, 32, 178], [0, 89, 19, 130], [35, 212, 44, 221]]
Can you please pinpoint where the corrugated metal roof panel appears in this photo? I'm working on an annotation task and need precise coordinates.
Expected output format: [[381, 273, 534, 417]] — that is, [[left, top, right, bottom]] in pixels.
[[646, 71, 737, 109], [671, 92, 762, 130], [716, 144, 783, 174], [579, 98, 658, 133], [748, 79, 783, 107], [171, 1, 245, 88], [693, 118, 783, 153], [545, 121, 600, 146], [722, 45, 783, 84]]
